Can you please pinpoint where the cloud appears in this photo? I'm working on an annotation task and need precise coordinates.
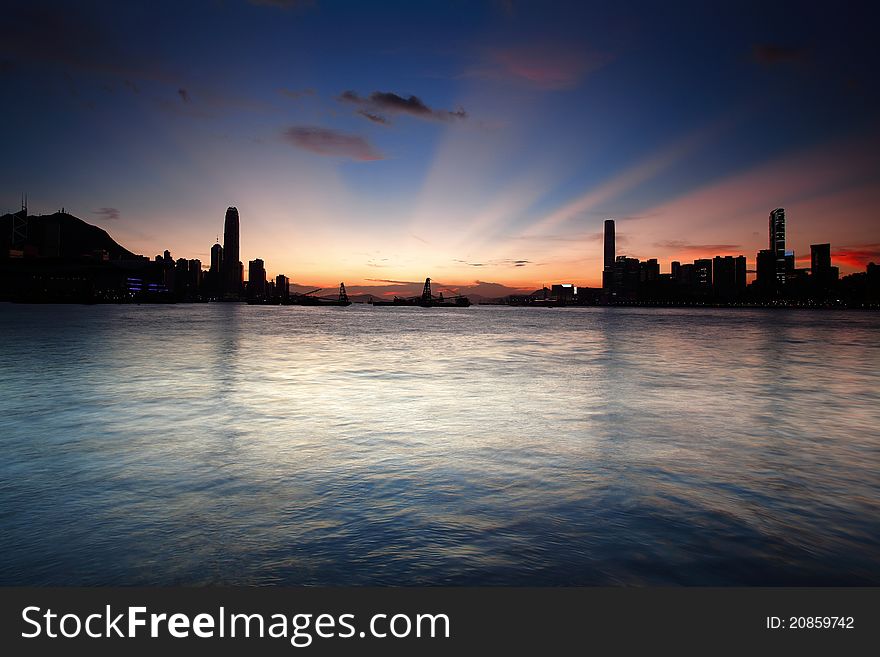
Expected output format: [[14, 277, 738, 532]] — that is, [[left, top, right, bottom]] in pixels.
[[454, 258, 533, 268], [832, 244, 880, 268], [654, 240, 741, 254], [339, 90, 467, 124], [94, 207, 120, 221], [282, 126, 383, 161], [0, 4, 174, 84], [248, 0, 316, 9], [357, 109, 389, 125], [278, 87, 315, 100], [177, 88, 190, 103], [751, 44, 809, 66], [466, 43, 611, 90], [523, 120, 730, 237]]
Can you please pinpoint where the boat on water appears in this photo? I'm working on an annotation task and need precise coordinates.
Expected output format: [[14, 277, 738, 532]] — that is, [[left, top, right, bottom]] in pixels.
[[247, 283, 352, 306], [370, 278, 470, 307]]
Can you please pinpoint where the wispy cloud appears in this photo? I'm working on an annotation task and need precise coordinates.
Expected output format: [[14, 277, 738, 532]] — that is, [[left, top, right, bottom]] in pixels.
[[465, 42, 611, 90], [654, 240, 741, 254], [278, 87, 315, 100], [340, 90, 467, 125], [832, 243, 880, 268], [94, 207, 120, 221], [0, 4, 174, 84], [751, 44, 809, 66], [454, 258, 533, 268], [282, 126, 383, 161], [523, 118, 733, 237], [357, 109, 389, 125], [248, 0, 316, 10]]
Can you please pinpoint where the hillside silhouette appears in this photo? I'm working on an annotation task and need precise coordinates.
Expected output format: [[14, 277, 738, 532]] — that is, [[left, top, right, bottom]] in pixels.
[[0, 211, 136, 259]]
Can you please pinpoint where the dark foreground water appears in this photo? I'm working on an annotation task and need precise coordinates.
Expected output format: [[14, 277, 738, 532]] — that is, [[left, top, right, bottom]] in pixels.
[[0, 303, 878, 585]]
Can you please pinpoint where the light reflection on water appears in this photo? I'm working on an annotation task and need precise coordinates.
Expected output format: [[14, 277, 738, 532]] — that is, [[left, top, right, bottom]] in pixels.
[[0, 303, 878, 585]]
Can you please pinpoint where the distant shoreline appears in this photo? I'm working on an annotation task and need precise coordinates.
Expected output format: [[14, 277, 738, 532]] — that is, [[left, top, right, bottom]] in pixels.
[[2, 300, 878, 311]]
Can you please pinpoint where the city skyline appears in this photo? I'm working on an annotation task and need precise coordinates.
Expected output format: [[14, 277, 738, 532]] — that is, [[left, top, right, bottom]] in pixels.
[[1, 1, 879, 288]]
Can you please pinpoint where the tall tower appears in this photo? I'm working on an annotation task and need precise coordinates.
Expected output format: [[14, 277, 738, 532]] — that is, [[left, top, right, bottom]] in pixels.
[[210, 242, 223, 274], [603, 219, 615, 289], [223, 206, 240, 297], [769, 208, 785, 289]]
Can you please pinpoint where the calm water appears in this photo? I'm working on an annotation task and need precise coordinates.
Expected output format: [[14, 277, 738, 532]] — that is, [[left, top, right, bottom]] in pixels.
[[0, 303, 878, 586]]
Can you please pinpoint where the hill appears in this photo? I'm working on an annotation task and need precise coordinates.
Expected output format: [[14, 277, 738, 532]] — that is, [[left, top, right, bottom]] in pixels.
[[0, 211, 138, 260]]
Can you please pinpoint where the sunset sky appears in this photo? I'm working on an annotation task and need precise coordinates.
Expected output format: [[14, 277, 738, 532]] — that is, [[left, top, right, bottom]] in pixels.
[[1, 0, 878, 292]]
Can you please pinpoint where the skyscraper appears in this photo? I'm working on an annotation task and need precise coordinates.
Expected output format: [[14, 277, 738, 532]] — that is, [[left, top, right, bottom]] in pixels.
[[713, 255, 747, 299], [769, 208, 785, 289], [603, 219, 615, 290], [248, 258, 266, 299], [223, 206, 240, 298], [210, 242, 223, 274], [694, 258, 712, 294], [276, 274, 290, 302], [756, 249, 775, 292], [810, 243, 838, 292], [811, 243, 831, 275]]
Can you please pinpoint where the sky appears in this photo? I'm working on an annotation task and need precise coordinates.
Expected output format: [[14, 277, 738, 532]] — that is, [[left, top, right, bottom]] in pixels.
[[1, 0, 878, 293]]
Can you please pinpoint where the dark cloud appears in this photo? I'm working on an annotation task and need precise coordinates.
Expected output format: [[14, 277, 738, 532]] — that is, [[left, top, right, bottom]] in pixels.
[[94, 207, 120, 221], [278, 87, 315, 100], [0, 4, 173, 83], [248, 0, 316, 9], [340, 90, 467, 125], [751, 44, 809, 66], [654, 240, 741, 253], [178, 88, 190, 103], [357, 109, 389, 125], [282, 126, 383, 161]]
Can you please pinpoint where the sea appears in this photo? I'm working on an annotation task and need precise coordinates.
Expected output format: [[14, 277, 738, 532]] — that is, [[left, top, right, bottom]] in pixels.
[[0, 303, 878, 585]]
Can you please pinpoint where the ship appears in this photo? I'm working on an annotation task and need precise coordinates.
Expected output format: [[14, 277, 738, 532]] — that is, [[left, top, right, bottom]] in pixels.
[[248, 283, 351, 306], [370, 278, 471, 307], [285, 283, 351, 306]]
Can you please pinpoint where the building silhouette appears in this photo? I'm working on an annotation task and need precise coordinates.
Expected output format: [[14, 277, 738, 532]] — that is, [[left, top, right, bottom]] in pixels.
[[210, 241, 223, 273], [603, 219, 615, 291], [713, 255, 747, 300], [223, 206, 241, 298], [248, 258, 266, 299], [694, 258, 712, 295], [276, 274, 290, 302], [769, 208, 786, 290], [756, 249, 775, 292], [810, 243, 838, 297]]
